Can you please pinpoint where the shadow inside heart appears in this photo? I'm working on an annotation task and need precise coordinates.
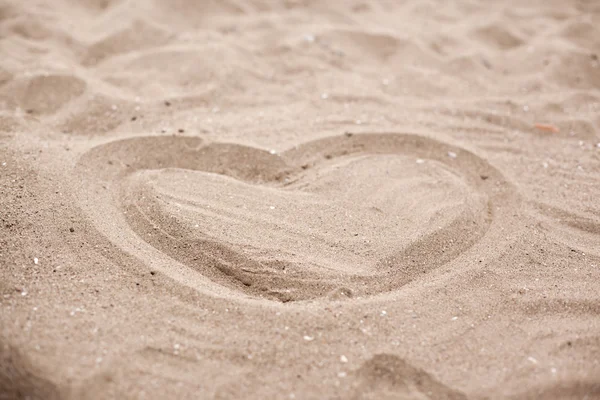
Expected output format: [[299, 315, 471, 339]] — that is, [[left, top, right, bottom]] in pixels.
[[77, 133, 518, 302]]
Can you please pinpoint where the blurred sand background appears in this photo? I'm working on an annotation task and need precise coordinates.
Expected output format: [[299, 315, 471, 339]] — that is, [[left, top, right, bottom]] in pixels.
[[1, 0, 599, 399]]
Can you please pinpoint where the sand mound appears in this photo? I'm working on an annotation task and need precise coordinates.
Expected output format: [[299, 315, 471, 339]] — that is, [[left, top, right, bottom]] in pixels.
[[0, 339, 61, 400]]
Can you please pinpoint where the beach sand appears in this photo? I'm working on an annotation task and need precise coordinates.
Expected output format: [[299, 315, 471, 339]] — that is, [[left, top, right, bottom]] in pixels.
[[1, 0, 599, 398]]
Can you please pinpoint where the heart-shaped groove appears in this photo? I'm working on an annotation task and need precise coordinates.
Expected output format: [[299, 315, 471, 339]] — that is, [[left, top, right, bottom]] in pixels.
[[77, 133, 518, 303]]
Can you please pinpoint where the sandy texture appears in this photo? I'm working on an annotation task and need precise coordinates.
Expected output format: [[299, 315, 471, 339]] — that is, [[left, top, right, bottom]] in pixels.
[[1, 0, 600, 399]]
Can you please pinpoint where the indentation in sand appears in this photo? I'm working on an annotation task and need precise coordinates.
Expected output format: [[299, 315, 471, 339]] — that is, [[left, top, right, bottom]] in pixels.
[[77, 133, 519, 302]]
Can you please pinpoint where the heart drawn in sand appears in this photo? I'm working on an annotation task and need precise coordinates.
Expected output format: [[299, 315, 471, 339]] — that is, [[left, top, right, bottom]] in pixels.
[[77, 133, 517, 302]]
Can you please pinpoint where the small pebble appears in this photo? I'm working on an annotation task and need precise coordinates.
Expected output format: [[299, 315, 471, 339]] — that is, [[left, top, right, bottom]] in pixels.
[[303, 335, 314, 341], [304, 34, 315, 42], [69, 227, 75, 233], [321, 93, 329, 99], [34, 257, 38, 265], [337, 371, 347, 378], [340, 355, 348, 363], [451, 316, 458, 321], [416, 158, 425, 164], [528, 356, 538, 364], [269, 206, 275, 210], [447, 151, 457, 158]]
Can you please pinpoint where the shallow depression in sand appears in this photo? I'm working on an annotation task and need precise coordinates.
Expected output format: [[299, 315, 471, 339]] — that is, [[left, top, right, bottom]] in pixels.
[[77, 133, 518, 303], [125, 155, 477, 275]]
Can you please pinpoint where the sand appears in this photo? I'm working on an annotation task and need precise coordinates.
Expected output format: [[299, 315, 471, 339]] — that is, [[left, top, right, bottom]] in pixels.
[[1, 0, 599, 399]]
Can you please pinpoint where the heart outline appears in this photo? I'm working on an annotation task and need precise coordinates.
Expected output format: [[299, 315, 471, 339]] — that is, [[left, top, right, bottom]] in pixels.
[[77, 133, 519, 303]]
